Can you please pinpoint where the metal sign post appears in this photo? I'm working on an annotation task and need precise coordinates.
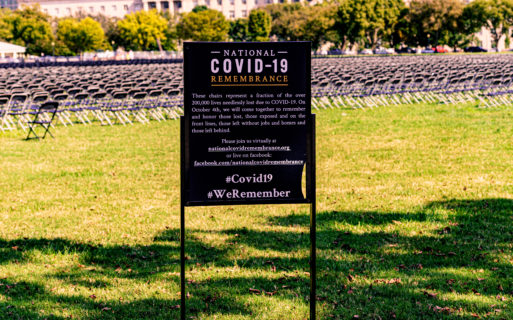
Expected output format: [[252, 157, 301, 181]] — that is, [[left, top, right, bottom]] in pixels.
[[180, 42, 315, 319]]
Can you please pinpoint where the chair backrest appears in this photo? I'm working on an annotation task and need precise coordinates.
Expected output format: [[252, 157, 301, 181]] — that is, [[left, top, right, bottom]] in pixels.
[[168, 89, 180, 96], [132, 92, 147, 100], [74, 92, 89, 100], [11, 94, 28, 103], [92, 92, 107, 99], [32, 94, 48, 103], [113, 92, 128, 99], [67, 88, 81, 96], [149, 90, 162, 97], [53, 93, 69, 101], [40, 101, 59, 113]]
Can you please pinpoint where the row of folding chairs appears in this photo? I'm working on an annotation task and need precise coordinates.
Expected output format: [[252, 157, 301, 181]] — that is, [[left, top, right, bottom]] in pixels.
[[0, 89, 183, 132]]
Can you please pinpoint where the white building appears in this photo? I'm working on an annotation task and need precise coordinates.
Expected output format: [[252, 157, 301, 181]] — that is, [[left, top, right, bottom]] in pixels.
[[0, 41, 25, 58], [18, 0, 298, 19]]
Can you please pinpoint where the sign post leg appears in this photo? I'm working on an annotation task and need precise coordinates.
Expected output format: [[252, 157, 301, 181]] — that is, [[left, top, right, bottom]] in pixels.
[[180, 116, 186, 320], [180, 203, 186, 320], [310, 201, 316, 320], [309, 114, 316, 320]]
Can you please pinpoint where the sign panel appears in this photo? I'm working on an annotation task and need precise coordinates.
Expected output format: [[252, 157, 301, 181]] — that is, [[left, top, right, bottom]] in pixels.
[[183, 42, 311, 205]]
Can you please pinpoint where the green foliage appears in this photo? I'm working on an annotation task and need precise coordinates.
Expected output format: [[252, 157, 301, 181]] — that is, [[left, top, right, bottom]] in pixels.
[[264, 3, 337, 51], [264, 3, 304, 41], [301, 4, 338, 51], [0, 8, 13, 41], [177, 9, 229, 41], [192, 5, 208, 13], [247, 9, 271, 41], [117, 9, 168, 51], [406, 0, 466, 47], [335, 0, 405, 49], [465, 0, 513, 51], [90, 14, 122, 50], [0, 0, 512, 56], [229, 18, 248, 41], [57, 17, 106, 55], [2, 5, 54, 55]]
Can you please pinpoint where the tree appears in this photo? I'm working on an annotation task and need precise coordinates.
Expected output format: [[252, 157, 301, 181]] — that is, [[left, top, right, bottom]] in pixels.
[[264, 3, 337, 50], [390, 6, 411, 48], [301, 4, 338, 51], [192, 5, 208, 13], [0, 8, 13, 41], [3, 5, 54, 55], [247, 9, 271, 41], [117, 9, 168, 51], [229, 18, 248, 41], [407, 0, 466, 48], [264, 3, 304, 41], [177, 9, 229, 41], [335, 0, 405, 49], [90, 14, 122, 50], [465, 0, 513, 51], [57, 17, 106, 55]]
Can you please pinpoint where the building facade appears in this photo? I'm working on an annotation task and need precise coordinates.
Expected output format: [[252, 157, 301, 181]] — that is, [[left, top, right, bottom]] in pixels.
[[17, 0, 297, 19], [0, 0, 18, 10]]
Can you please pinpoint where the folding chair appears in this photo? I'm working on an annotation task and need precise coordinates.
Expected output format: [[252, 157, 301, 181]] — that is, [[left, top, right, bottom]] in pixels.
[[25, 101, 59, 140], [0, 94, 12, 132]]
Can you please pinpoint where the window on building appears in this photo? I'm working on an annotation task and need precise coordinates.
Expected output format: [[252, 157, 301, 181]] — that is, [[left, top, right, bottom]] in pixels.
[[242, 10, 247, 17], [148, 2, 157, 9], [242, 0, 246, 4], [66, 7, 71, 15], [230, 0, 234, 4], [112, 5, 117, 11], [174, 1, 182, 9], [266, 0, 272, 3], [229, 10, 235, 18], [193, 0, 198, 6], [217, 0, 222, 5], [124, 4, 129, 11], [205, 0, 210, 5], [161, 1, 169, 9], [101, 5, 105, 12], [89, 6, 94, 12]]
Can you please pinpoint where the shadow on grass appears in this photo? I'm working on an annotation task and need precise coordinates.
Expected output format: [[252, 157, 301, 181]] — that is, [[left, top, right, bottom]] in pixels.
[[0, 198, 512, 318]]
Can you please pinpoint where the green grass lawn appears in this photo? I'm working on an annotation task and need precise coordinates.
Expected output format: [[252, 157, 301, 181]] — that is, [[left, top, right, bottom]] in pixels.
[[1, 102, 513, 319]]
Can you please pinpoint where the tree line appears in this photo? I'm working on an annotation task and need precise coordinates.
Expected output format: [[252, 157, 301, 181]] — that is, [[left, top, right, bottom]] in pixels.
[[1, 0, 512, 56]]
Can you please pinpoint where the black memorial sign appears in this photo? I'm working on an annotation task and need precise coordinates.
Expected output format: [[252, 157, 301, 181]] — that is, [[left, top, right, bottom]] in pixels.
[[183, 42, 311, 205]]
